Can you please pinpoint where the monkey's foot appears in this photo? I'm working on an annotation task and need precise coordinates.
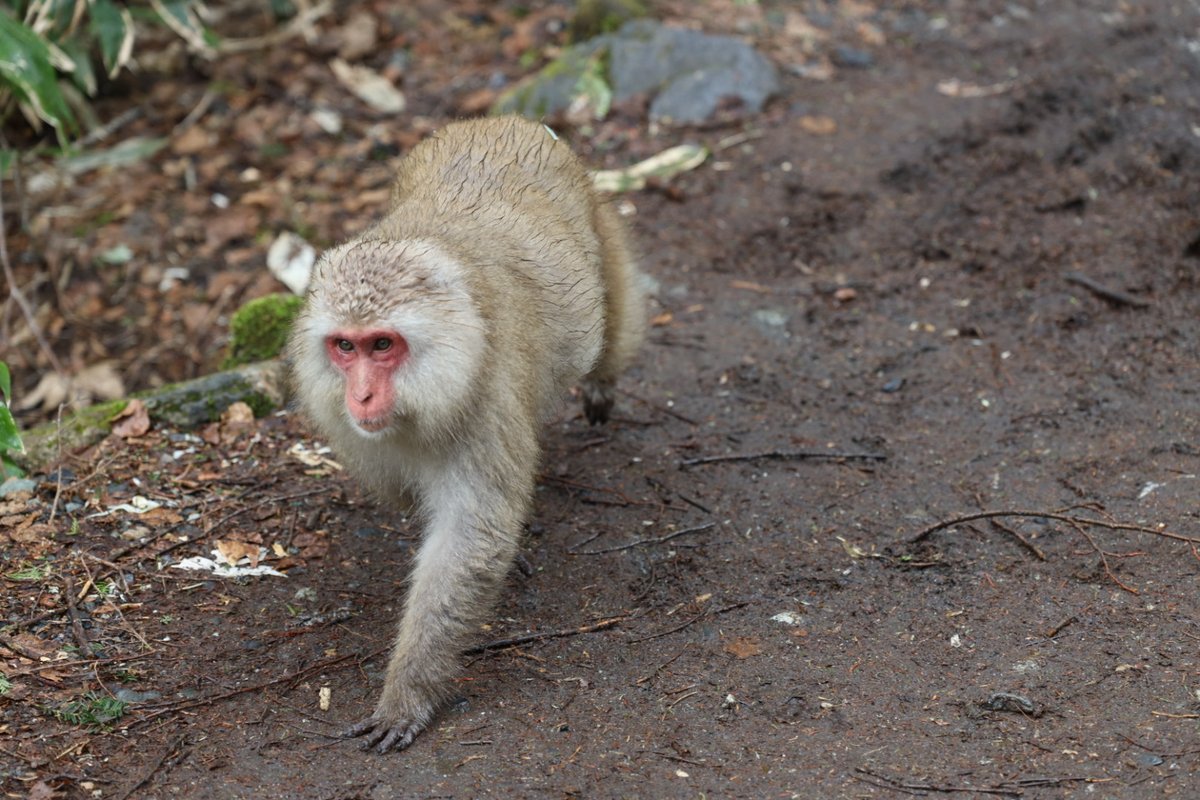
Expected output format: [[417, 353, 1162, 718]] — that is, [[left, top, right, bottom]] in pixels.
[[580, 378, 615, 425], [343, 714, 429, 754]]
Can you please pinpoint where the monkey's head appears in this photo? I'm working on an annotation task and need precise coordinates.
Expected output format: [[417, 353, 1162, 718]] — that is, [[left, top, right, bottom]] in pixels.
[[288, 239, 486, 443]]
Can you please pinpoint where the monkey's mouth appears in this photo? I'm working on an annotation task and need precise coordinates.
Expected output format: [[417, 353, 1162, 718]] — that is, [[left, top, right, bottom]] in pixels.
[[355, 416, 391, 434]]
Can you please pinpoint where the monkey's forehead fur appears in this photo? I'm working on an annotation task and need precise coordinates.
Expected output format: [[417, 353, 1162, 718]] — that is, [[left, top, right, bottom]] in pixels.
[[307, 239, 452, 324]]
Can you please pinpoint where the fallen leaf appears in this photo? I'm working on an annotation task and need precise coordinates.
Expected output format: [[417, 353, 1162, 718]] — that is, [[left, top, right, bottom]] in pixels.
[[836, 535, 868, 558], [200, 422, 222, 446], [212, 401, 256, 444], [336, 10, 379, 61], [856, 21, 886, 46], [111, 398, 151, 438], [267, 232, 316, 295], [8, 632, 54, 660], [239, 188, 276, 208], [16, 372, 70, 412], [75, 361, 125, 401], [799, 115, 838, 135], [458, 87, 497, 114], [88, 496, 163, 517], [723, 637, 763, 659], [204, 207, 261, 253], [0, 499, 31, 514], [784, 12, 828, 46], [936, 78, 1015, 98], [172, 126, 211, 155], [292, 529, 330, 559], [649, 311, 674, 327], [216, 539, 264, 568], [0, 512, 30, 528], [331, 59, 406, 114], [12, 520, 53, 544], [592, 144, 709, 193], [140, 507, 183, 525], [288, 441, 343, 471], [730, 279, 772, 293], [20, 363, 127, 412]]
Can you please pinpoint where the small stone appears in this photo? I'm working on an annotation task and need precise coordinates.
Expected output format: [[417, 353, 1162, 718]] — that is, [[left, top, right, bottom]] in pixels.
[[114, 688, 163, 703], [832, 46, 874, 69]]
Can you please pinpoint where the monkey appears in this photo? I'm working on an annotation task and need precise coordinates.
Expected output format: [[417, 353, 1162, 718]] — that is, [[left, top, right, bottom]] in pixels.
[[286, 116, 646, 754]]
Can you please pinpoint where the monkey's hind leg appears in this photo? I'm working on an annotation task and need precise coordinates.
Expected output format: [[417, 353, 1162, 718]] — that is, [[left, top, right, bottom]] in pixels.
[[581, 204, 647, 425]]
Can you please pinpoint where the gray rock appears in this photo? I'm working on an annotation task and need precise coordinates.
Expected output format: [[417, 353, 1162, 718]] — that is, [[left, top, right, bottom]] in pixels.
[[609, 20, 779, 121], [495, 20, 778, 124], [0, 477, 37, 497]]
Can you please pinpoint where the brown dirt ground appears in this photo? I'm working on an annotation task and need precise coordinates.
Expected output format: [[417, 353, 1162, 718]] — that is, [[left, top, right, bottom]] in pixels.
[[3, 1, 1200, 797]]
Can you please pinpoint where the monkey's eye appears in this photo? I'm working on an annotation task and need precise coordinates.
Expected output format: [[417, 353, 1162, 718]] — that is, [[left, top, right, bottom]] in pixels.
[[373, 337, 392, 352], [335, 339, 354, 353]]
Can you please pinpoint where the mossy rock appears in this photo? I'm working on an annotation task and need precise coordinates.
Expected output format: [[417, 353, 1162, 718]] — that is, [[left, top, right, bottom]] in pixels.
[[493, 42, 610, 118], [569, 0, 649, 42], [17, 361, 289, 471], [222, 293, 304, 370], [141, 362, 288, 428], [17, 399, 130, 471]]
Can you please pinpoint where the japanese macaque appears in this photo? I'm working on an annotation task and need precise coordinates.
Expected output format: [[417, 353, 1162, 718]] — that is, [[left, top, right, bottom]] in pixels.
[[286, 116, 646, 753]]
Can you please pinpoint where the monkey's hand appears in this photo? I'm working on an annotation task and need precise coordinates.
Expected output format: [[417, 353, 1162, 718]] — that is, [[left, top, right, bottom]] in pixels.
[[343, 698, 436, 754]]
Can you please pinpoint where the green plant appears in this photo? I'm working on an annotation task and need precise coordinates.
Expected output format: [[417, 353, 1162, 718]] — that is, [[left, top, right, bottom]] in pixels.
[[54, 690, 127, 729], [5, 562, 51, 580], [109, 668, 140, 684], [0, 361, 23, 477], [0, 0, 212, 146], [0, 673, 11, 695]]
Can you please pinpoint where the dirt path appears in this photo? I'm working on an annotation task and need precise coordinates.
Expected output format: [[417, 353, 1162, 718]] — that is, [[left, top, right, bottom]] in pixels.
[[3, 1, 1199, 797]]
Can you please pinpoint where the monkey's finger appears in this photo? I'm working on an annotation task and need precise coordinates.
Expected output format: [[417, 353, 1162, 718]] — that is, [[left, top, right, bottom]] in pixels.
[[343, 717, 383, 739], [375, 722, 421, 754], [358, 727, 392, 751]]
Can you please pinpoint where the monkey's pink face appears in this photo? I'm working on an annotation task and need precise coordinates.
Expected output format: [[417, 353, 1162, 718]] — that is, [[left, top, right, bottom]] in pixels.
[[325, 329, 409, 434]]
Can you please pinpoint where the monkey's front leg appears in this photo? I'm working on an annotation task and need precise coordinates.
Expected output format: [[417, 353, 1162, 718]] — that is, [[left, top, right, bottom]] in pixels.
[[345, 474, 525, 754]]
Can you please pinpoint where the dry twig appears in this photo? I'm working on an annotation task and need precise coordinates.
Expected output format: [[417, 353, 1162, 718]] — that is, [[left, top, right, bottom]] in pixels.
[[853, 766, 1023, 797], [988, 518, 1046, 561], [912, 508, 1198, 594], [681, 449, 886, 468], [465, 616, 626, 655], [1065, 271, 1150, 308], [569, 522, 716, 555], [911, 510, 1199, 545]]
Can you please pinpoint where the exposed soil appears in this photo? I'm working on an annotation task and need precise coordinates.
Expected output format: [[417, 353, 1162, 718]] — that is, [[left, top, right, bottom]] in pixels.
[[4, 1, 1200, 798]]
